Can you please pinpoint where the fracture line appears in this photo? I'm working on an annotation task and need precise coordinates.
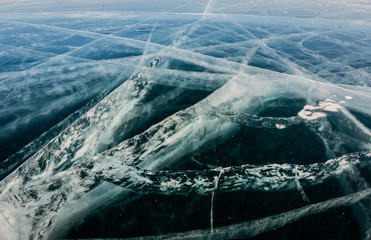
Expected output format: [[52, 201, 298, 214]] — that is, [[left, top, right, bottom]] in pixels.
[[295, 166, 310, 202], [137, 19, 158, 71], [210, 168, 224, 233], [204, 0, 213, 15], [124, 188, 371, 240]]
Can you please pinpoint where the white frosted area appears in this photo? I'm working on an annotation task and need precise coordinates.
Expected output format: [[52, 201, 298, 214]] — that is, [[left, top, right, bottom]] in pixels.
[[0, 0, 370, 239], [206, 0, 371, 20], [0, 0, 210, 14]]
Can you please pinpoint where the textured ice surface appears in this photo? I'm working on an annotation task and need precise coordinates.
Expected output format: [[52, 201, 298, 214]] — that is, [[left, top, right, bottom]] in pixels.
[[0, 0, 371, 239]]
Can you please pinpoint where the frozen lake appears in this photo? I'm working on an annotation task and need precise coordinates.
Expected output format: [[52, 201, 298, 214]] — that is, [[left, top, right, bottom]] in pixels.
[[0, 0, 371, 239]]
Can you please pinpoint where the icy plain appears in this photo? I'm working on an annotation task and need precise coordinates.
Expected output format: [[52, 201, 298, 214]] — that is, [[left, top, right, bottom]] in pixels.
[[0, 0, 371, 239]]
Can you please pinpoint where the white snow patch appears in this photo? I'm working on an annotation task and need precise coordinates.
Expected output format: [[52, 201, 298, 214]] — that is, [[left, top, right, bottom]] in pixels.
[[275, 124, 286, 129]]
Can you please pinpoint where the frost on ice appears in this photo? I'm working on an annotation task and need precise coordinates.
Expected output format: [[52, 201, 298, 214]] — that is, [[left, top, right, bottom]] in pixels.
[[0, 0, 371, 239]]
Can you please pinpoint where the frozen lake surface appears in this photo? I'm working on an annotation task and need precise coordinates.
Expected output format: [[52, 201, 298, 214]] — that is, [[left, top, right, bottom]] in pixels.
[[0, 0, 371, 239]]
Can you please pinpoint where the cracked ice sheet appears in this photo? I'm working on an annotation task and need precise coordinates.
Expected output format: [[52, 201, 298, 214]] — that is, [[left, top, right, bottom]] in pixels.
[[0, 0, 211, 15], [0, 0, 371, 239], [1, 22, 371, 237], [100, 74, 371, 170], [0, 128, 370, 239], [3, 4, 370, 161], [204, 0, 371, 20], [1, 69, 371, 238]]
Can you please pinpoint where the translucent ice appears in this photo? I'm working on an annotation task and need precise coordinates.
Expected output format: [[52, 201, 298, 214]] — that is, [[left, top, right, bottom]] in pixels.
[[0, 0, 371, 239]]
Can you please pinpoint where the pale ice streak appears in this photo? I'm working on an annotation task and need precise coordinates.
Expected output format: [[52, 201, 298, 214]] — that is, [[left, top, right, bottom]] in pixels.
[[203, 0, 213, 15]]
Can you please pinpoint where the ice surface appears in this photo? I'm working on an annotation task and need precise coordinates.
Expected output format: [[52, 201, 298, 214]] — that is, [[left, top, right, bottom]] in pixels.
[[0, 0, 371, 239]]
